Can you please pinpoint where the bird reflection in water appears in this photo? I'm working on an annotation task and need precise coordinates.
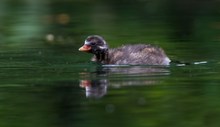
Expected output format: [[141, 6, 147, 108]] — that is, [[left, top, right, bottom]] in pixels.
[[79, 65, 170, 98], [79, 79, 108, 98]]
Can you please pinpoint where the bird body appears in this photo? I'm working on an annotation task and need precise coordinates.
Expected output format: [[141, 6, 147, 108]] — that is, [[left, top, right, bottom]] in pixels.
[[79, 35, 170, 65]]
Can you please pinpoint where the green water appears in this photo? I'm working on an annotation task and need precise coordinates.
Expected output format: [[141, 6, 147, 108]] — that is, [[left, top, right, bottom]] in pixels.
[[1, 0, 220, 127]]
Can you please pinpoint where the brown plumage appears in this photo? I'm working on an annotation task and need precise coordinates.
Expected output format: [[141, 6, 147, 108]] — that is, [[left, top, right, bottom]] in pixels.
[[79, 35, 170, 65]]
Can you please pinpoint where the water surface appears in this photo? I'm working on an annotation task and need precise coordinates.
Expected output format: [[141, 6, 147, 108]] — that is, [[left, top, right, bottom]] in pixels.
[[0, 48, 220, 127]]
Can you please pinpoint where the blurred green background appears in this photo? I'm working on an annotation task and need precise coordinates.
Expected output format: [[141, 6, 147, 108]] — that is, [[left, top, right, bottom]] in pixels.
[[1, 0, 220, 60]]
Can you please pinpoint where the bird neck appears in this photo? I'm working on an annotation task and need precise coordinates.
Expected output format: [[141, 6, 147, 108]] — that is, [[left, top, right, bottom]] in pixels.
[[95, 50, 109, 64]]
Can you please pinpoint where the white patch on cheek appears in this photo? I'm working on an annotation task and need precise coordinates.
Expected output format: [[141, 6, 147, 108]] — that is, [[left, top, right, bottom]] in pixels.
[[84, 40, 90, 45], [99, 46, 107, 49]]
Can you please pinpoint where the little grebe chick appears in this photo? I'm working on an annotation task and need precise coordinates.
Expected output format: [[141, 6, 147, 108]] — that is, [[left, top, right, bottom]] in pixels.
[[79, 35, 170, 65]]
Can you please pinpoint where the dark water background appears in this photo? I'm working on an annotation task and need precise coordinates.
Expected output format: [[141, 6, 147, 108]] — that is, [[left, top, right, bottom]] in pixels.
[[1, 0, 220, 127]]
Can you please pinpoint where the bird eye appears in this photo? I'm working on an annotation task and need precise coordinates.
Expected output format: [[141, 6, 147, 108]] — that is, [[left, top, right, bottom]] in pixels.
[[90, 42, 96, 45]]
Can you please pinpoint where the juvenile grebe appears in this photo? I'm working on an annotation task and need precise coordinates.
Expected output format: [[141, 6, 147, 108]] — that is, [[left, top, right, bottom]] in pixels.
[[79, 35, 170, 65]]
